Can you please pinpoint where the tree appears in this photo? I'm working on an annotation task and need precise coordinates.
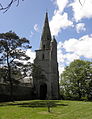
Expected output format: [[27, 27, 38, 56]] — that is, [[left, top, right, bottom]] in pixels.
[[0, 31, 31, 101], [0, 0, 84, 13], [0, 66, 8, 83], [0, 0, 24, 13], [60, 59, 92, 100]]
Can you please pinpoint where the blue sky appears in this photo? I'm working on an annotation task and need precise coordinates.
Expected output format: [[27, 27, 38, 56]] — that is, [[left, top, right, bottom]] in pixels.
[[0, 0, 92, 74]]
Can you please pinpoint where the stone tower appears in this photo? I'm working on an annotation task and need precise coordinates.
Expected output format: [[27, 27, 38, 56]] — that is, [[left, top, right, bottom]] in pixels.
[[33, 12, 59, 99]]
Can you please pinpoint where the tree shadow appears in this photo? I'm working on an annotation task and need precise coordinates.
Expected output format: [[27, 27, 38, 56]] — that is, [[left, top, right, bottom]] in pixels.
[[0, 100, 68, 108]]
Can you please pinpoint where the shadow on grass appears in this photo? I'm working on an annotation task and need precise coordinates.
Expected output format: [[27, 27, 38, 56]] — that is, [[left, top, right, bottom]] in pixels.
[[0, 100, 68, 108]]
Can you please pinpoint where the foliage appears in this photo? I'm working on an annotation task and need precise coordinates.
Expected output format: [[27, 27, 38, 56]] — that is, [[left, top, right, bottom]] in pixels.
[[0, 67, 8, 82], [0, 31, 31, 100], [60, 59, 92, 100]]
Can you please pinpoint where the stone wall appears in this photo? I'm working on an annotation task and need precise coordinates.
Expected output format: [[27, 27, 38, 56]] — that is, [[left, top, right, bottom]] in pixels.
[[0, 83, 33, 102]]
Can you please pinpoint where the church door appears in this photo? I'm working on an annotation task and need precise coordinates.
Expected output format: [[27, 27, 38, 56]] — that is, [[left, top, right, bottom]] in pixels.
[[40, 83, 47, 100]]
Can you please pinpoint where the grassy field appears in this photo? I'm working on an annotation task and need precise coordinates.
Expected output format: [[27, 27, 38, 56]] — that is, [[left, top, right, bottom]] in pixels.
[[0, 100, 92, 119]]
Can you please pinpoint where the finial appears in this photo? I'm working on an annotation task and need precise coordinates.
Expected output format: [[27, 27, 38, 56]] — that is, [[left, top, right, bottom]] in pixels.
[[45, 9, 48, 18], [53, 35, 55, 39], [44, 10, 49, 24], [51, 35, 57, 43]]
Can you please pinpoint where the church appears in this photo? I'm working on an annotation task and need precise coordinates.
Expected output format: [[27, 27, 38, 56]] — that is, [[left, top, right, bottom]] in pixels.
[[33, 12, 59, 100]]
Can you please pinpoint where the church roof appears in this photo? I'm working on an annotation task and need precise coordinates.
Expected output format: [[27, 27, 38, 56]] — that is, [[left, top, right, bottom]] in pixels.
[[40, 12, 52, 49], [41, 12, 51, 40]]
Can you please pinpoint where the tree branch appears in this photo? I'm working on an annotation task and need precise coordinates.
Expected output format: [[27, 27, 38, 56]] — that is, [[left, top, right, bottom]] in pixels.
[[79, 0, 86, 6], [0, 0, 24, 13]]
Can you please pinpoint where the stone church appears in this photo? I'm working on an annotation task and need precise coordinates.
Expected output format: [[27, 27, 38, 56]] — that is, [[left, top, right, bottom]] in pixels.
[[33, 12, 59, 99]]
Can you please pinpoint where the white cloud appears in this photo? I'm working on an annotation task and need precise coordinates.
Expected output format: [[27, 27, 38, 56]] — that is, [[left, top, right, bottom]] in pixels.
[[26, 35, 92, 74], [63, 34, 92, 58], [57, 34, 92, 74], [50, 0, 92, 35], [57, 43, 65, 74], [34, 24, 39, 32], [50, 0, 73, 36], [57, 42, 79, 74], [58, 64, 65, 75], [76, 23, 86, 33], [70, 0, 92, 21], [64, 53, 79, 64], [50, 12, 73, 36], [57, 42, 64, 63], [55, 0, 69, 13], [26, 49, 36, 63]]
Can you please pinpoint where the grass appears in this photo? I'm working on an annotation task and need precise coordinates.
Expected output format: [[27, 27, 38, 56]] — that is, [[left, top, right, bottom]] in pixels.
[[0, 100, 92, 119]]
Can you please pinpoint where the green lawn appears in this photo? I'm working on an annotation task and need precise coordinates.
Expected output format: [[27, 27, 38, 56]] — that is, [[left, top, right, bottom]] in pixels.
[[0, 100, 92, 119]]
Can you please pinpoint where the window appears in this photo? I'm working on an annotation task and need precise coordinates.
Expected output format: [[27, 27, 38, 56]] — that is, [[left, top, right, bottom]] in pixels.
[[43, 45, 45, 50], [42, 54, 45, 60]]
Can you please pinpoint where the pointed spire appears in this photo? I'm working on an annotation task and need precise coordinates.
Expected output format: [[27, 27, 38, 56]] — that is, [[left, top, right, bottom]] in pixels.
[[41, 12, 51, 40], [51, 35, 57, 49], [51, 35, 57, 43], [40, 12, 52, 49], [44, 12, 49, 24]]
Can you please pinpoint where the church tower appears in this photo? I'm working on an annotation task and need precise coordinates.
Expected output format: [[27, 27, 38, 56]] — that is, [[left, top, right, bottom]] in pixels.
[[33, 12, 59, 99]]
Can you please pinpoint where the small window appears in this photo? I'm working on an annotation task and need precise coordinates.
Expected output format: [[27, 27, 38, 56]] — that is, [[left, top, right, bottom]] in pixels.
[[43, 45, 45, 50], [42, 54, 45, 60], [47, 37, 49, 40]]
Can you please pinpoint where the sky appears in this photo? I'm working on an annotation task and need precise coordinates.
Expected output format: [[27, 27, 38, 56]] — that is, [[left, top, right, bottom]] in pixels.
[[0, 0, 92, 74]]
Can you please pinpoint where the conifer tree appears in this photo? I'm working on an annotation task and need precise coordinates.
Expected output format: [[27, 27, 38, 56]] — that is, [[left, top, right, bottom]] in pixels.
[[0, 31, 31, 101]]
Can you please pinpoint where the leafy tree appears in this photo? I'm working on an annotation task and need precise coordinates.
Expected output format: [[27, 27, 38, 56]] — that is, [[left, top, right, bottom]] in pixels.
[[0, 66, 8, 82], [60, 59, 92, 100], [0, 31, 31, 101]]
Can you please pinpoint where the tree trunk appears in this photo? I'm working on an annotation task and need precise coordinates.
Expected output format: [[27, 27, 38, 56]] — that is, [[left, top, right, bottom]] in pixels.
[[6, 50, 14, 102]]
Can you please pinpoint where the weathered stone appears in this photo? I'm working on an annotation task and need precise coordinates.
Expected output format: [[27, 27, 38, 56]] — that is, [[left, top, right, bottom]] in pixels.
[[33, 12, 59, 100]]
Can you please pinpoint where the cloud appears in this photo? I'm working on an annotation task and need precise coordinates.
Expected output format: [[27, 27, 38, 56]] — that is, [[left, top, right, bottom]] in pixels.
[[58, 64, 65, 75], [50, 0, 73, 36], [57, 42, 64, 63], [50, 0, 92, 35], [57, 34, 92, 74], [57, 42, 79, 74], [70, 0, 92, 21], [34, 24, 39, 32], [75, 23, 86, 33], [25, 35, 92, 75], [63, 34, 92, 58], [55, 0, 69, 13], [26, 49, 36, 63], [50, 12, 73, 36]]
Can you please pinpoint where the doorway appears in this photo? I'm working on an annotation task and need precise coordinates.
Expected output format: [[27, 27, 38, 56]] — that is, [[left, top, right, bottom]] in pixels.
[[40, 83, 47, 100]]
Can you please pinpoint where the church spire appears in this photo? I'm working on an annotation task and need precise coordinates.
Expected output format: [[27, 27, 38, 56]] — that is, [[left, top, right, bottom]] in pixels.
[[40, 12, 52, 49]]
